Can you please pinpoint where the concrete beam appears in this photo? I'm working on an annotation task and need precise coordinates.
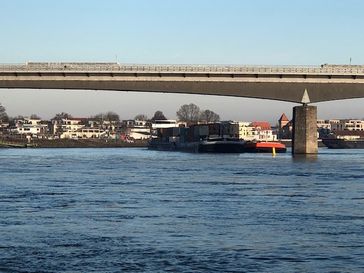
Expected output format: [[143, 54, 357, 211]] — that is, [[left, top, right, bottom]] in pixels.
[[2, 63, 364, 103]]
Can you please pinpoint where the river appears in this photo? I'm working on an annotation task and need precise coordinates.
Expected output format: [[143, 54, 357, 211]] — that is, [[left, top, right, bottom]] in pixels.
[[0, 148, 363, 272]]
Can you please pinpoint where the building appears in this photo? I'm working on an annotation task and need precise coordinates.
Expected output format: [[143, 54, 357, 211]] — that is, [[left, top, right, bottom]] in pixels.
[[278, 113, 289, 129], [120, 119, 151, 140], [277, 113, 292, 139], [67, 128, 106, 139], [127, 127, 151, 140], [150, 120, 180, 138], [52, 118, 86, 138], [317, 119, 332, 138], [12, 117, 48, 137], [237, 122, 255, 141], [250, 121, 277, 141], [330, 119, 364, 131], [150, 120, 179, 129], [0, 120, 9, 134], [317, 119, 331, 130]]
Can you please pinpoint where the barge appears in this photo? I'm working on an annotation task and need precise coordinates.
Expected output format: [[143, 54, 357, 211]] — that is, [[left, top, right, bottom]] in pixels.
[[149, 137, 246, 153], [244, 141, 287, 153], [322, 131, 364, 149], [148, 123, 286, 153]]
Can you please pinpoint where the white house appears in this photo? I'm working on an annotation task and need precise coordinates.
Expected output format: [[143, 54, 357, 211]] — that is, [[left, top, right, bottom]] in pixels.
[[249, 121, 277, 141], [13, 117, 48, 137], [52, 118, 85, 138]]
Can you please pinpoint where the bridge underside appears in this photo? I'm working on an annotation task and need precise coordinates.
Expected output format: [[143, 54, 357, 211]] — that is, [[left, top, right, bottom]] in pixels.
[[1, 75, 364, 103]]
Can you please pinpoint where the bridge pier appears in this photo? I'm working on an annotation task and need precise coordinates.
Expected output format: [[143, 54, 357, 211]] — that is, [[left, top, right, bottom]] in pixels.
[[292, 105, 318, 154]]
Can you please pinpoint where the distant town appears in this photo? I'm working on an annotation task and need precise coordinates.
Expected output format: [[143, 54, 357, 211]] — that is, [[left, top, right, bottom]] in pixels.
[[0, 102, 364, 147]]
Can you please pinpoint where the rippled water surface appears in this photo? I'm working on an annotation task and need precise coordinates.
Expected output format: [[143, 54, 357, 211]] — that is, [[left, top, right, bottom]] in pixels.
[[0, 148, 363, 272]]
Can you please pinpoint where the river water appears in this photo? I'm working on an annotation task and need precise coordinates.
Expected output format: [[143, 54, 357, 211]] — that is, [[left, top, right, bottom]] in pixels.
[[0, 148, 363, 272]]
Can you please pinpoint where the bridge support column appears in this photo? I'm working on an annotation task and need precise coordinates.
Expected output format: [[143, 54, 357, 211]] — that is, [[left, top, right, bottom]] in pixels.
[[292, 105, 318, 154]]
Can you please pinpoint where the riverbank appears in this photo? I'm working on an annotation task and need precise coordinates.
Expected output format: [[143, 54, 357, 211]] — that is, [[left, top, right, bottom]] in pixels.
[[0, 138, 326, 149], [0, 138, 148, 148]]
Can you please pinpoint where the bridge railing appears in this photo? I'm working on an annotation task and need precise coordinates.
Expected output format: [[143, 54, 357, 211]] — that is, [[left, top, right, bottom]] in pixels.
[[1, 62, 364, 74]]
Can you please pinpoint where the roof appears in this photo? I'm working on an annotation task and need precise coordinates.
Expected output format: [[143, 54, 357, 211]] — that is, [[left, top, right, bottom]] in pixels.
[[250, 121, 271, 130], [279, 113, 289, 122]]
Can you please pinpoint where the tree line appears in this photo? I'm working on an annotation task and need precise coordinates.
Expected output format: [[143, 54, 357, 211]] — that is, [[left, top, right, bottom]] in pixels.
[[0, 102, 220, 124], [134, 103, 220, 124]]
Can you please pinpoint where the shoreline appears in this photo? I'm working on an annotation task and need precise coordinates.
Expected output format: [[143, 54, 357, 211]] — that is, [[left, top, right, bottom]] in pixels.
[[1, 138, 326, 149], [0, 138, 148, 148]]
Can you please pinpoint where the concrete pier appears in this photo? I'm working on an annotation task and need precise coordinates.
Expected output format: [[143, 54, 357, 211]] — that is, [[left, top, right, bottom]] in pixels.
[[292, 105, 318, 154]]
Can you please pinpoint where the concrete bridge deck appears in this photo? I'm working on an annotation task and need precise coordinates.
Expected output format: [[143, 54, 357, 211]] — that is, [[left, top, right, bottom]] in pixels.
[[1, 62, 364, 103], [1, 62, 364, 74]]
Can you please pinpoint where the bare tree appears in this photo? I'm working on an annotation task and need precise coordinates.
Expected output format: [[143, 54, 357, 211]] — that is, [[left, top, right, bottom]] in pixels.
[[93, 111, 120, 123], [105, 111, 120, 122], [176, 103, 200, 124], [0, 103, 9, 122], [30, 114, 41, 120], [53, 112, 72, 120], [200, 109, 220, 123], [151, 110, 167, 121], [134, 114, 148, 121]]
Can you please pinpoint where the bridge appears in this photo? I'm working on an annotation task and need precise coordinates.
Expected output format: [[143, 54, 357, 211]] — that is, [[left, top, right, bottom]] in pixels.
[[1, 62, 364, 154]]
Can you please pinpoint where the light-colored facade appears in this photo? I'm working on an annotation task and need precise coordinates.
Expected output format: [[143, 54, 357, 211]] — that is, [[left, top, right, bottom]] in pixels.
[[52, 118, 85, 138], [121, 119, 151, 140], [251, 128, 277, 141], [150, 120, 180, 139], [61, 128, 106, 139], [232, 121, 277, 141], [0, 121, 9, 129], [127, 127, 150, 140], [330, 119, 364, 131], [317, 119, 331, 130], [61, 118, 85, 131], [13, 117, 48, 136], [151, 120, 179, 129], [238, 122, 255, 141], [15, 125, 46, 135], [250, 121, 277, 141]]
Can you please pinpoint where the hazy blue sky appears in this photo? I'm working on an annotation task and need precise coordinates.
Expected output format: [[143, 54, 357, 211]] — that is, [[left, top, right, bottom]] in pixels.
[[0, 0, 363, 122]]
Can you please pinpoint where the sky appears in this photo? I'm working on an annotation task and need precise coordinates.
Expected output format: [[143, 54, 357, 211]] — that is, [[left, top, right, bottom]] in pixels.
[[0, 0, 364, 122]]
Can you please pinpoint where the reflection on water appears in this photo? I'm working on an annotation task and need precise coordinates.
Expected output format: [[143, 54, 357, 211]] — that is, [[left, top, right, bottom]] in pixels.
[[0, 148, 363, 272], [292, 153, 318, 162]]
